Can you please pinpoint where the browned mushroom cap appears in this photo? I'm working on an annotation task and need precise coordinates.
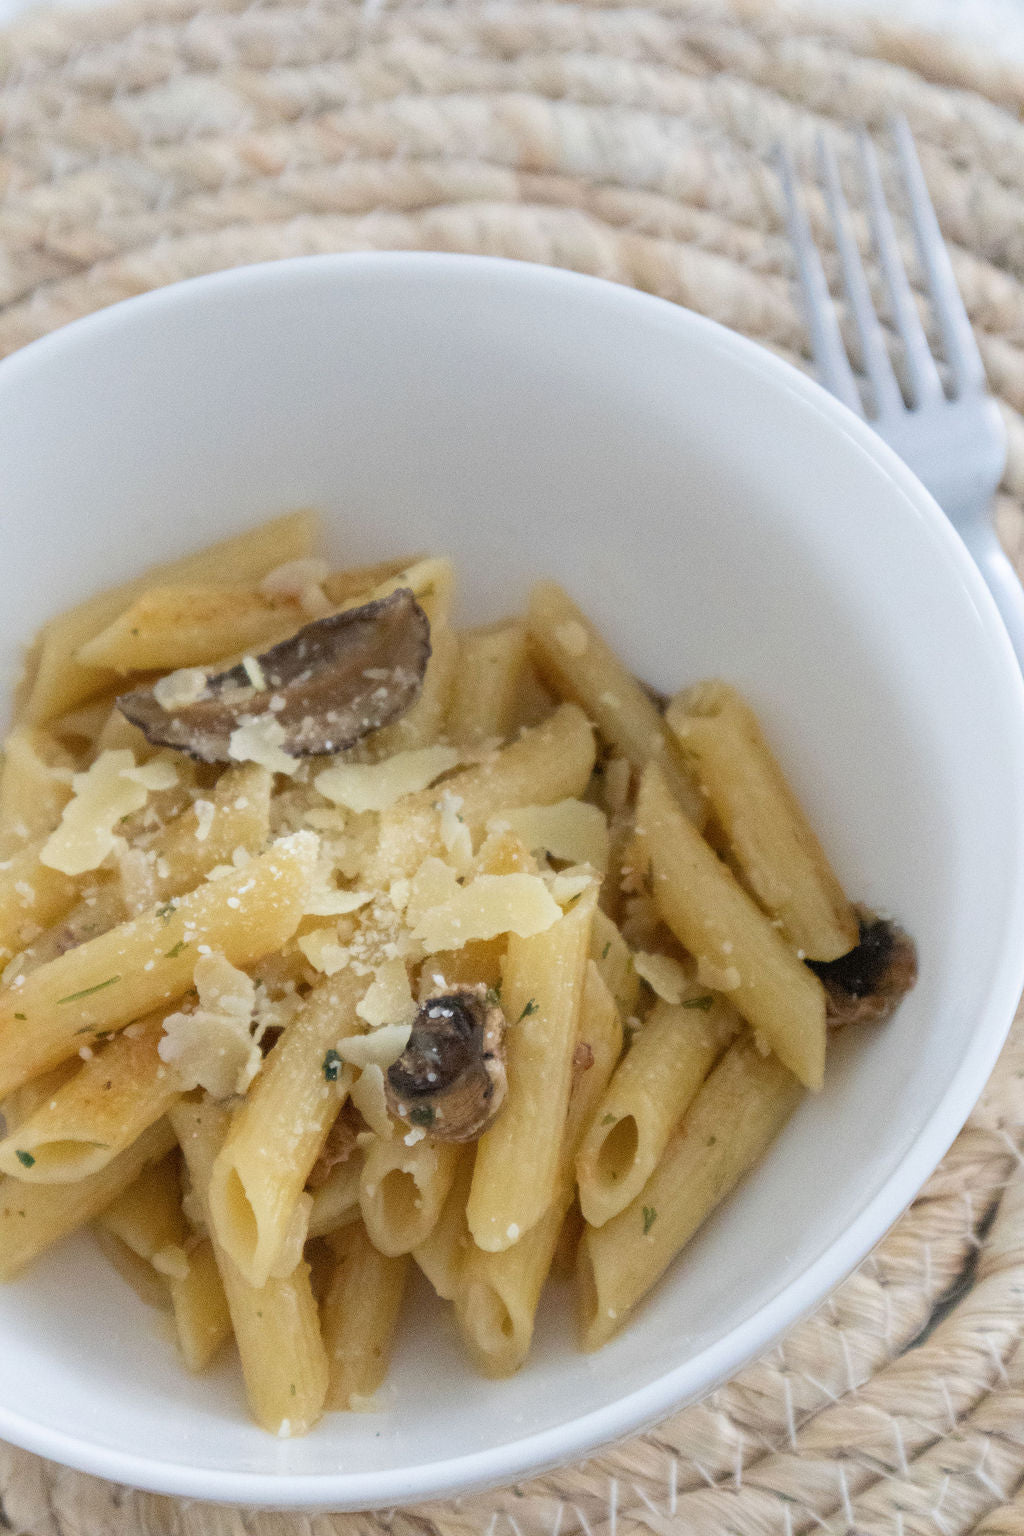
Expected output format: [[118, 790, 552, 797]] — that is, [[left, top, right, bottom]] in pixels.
[[385, 986, 507, 1142], [116, 588, 430, 763], [807, 906, 918, 1028]]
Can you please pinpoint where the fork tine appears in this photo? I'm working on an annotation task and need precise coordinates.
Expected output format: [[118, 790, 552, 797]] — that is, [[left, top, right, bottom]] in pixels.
[[856, 128, 944, 409], [775, 142, 862, 416], [816, 136, 903, 420], [891, 115, 986, 398]]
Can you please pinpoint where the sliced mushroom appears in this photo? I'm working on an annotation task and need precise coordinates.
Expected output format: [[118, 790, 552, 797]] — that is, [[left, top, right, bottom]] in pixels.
[[116, 588, 430, 763], [807, 906, 918, 1027], [385, 986, 507, 1142]]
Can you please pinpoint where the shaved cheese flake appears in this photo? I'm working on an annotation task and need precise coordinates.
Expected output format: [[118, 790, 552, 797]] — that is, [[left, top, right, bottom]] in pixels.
[[547, 866, 597, 905], [315, 745, 460, 814], [492, 799, 609, 873], [306, 885, 373, 918], [356, 958, 417, 1028], [228, 715, 299, 777], [297, 927, 350, 975], [338, 1021, 412, 1072], [241, 655, 267, 691], [412, 873, 561, 954], [405, 856, 461, 929], [153, 667, 208, 712], [350, 1064, 392, 1138], [41, 749, 175, 876], [158, 952, 260, 1098], [193, 798, 216, 842], [260, 557, 331, 617], [633, 950, 691, 1004], [438, 790, 473, 873]]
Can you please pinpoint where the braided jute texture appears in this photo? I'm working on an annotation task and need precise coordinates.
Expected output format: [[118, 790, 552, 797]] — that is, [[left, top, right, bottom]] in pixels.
[[2, 0, 1024, 1531]]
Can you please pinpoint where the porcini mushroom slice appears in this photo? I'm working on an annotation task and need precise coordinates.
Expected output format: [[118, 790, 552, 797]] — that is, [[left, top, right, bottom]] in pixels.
[[386, 987, 507, 1142], [116, 588, 430, 763], [807, 907, 917, 1027]]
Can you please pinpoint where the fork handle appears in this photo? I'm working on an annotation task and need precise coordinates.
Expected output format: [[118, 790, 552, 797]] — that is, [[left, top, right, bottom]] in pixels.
[[957, 520, 1024, 673]]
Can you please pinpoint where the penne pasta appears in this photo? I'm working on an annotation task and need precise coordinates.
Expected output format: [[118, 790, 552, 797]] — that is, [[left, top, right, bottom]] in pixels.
[[577, 1035, 803, 1348], [322, 1221, 409, 1410], [666, 683, 858, 961], [139, 762, 272, 912], [171, 1100, 328, 1436], [360, 1133, 461, 1257], [635, 764, 827, 1091], [169, 1238, 232, 1372], [97, 1152, 186, 1265], [412, 1148, 474, 1300], [75, 585, 308, 675], [575, 993, 738, 1227], [467, 887, 597, 1253], [0, 1012, 179, 1182], [0, 1118, 175, 1280], [0, 842, 80, 963], [0, 726, 74, 845], [307, 1152, 364, 1239], [447, 623, 530, 746], [526, 582, 704, 825], [24, 510, 318, 724], [590, 909, 640, 1019], [0, 1059, 79, 1135], [92, 1227, 171, 1310], [208, 970, 365, 1288], [0, 830, 318, 1100]]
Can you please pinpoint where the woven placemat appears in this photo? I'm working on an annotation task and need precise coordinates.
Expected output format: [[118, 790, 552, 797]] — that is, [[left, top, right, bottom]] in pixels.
[[2, 0, 1024, 1530]]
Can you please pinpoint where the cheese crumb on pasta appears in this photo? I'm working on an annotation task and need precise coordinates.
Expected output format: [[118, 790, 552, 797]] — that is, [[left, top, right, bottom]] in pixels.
[[40, 749, 178, 876], [491, 799, 609, 872], [338, 1022, 413, 1072], [356, 957, 417, 1028], [315, 745, 460, 814], [158, 952, 261, 1097], [153, 667, 208, 711], [411, 872, 561, 953], [228, 715, 301, 777]]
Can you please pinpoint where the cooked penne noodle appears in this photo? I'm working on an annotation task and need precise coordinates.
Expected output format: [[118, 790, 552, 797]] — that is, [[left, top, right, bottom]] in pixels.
[[577, 1035, 803, 1348], [368, 702, 596, 886], [457, 962, 622, 1375], [0, 1118, 175, 1280], [169, 1238, 233, 1372], [25, 510, 318, 724], [0, 842, 79, 962], [526, 582, 704, 825], [447, 623, 530, 745], [97, 1152, 186, 1263], [0, 726, 74, 845], [140, 762, 272, 911], [171, 1100, 328, 1436], [75, 586, 308, 675], [321, 557, 420, 607], [322, 1221, 409, 1410], [467, 887, 597, 1253], [0, 831, 317, 1099], [575, 994, 738, 1227], [412, 1148, 474, 1300], [635, 764, 827, 1091], [360, 1133, 461, 1257], [92, 1227, 171, 1310], [10, 882, 125, 977], [0, 1012, 179, 1182], [590, 909, 640, 1019], [209, 970, 365, 1288], [307, 1153, 364, 1239], [666, 683, 858, 961], [0, 1059, 79, 1134]]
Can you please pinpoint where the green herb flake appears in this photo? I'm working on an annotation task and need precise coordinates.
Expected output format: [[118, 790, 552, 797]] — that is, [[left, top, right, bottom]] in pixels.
[[165, 940, 188, 959], [57, 976, 121, 1005], [601, 942, 611, 959], [156, 902, 177, 922], [15, 1150, 35, 1169], [682, 995, 715, 1012], [322, 1049, 342, 1083], [410, 1104, 435, 1127], [601, 1113, 617, 1126], [13, 1012, 25, 1021], [290, 1384, 296, 1397], [517, 999, 539, 1022], [642, 1205, 657, 1236]]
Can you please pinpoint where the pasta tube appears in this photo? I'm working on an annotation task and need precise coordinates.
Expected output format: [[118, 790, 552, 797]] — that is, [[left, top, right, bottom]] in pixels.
[[666, 683, 857, 960], [457, 961, 621, 1375], [169, 1238, 232, 1372], [76, 586, 308, 674], [97, 1152, 186, 1264], [0, 842, 79, 961], [93, 1228, 171, 1310], [0, 1011, 179, 1181], [577, 1035, 803, 1348], [526, 582, 704, 824], [635, 764, 827, 1091], [0, 726, 74, 844], [0, 830, 318, 1099], [208, 970, 365, 1288], [307, 1152, 363, 1239], [467, 887, 596, 1252], [412, 1149, 474, 1300], [0, 1118, 175, 1280], [447, 623, 530, 745], [360, 1134, 461, 1257], [575, 994, 737, 1227], [144, 762, 272, 910], [171, 1100, 328, 1436], [322, 1222, 409, 1409]]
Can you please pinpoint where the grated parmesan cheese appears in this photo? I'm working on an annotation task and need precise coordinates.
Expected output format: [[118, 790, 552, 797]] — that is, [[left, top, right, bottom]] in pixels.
[[404, 856, 461, 929], [193, 799, 216, 843], [349, 1064, 392, 1138], [546, 866, 597, 905], [633, 950, 691, 1005], [411, 872, 561, 954], [437, 790, 473, 873], [241, 655, 267, 691], [697, 957, 742, 993], [315, 744, 460, 814], [40, 749, 178, 876], [297, 927, 350, 975], [153, 667, 208, 712], [158, 952, 261, 1098], [356, 957, 417, 1028], [491, 799, 609, 873], [228, 715, 300, 777], [337, 1021, 412, 1072]]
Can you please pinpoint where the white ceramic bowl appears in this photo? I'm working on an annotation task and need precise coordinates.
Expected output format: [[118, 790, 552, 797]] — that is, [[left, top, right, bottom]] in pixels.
[[0, 254, 1022, 1510]]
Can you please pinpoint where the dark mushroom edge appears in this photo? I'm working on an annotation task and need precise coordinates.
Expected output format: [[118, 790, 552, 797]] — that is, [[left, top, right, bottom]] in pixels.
[[116, 587, 431, 763], [807, 907, 918, 1028], [386, 985, 508, 1142]]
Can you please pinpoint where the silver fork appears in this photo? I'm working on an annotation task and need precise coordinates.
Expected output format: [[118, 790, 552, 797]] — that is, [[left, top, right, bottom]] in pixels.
[[777, 117, 1024, 667]]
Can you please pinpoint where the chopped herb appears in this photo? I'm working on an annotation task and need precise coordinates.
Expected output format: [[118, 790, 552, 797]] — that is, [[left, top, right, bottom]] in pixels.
[[410, 1104, 435, 1127], [642, 1205, 657, 1235], [706, 1135, 717, 1147], [165, 940, 188, 959], [57, 976, 121, 1005], [290, 1384, 296, 1397], [13, 1012, 25, 1021], [456, 812, 465, 823], [156, 902, 177, 922], [601, 941, 611, 959], [682, 995, 715, 1012], [601, 1113, 617, 1126], [484, 985, 502, 1008], [517, 999, 538, 1022], [130, 628, 140, 636], [322, 1049, 342, 1082], [15, 1150, 35, 1169]]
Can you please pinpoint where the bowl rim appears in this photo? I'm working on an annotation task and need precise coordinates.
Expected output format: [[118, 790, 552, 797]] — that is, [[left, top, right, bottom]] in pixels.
[[1, 249, 1024, 1509]]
